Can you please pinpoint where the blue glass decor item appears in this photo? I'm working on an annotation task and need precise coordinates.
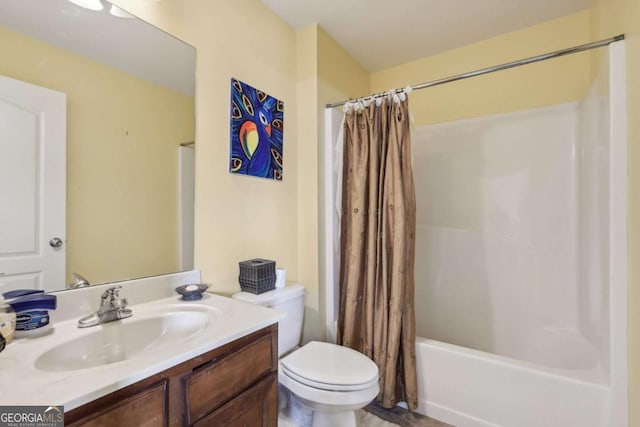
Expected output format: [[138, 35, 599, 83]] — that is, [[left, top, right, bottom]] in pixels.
[[229, 78, 284, 180]]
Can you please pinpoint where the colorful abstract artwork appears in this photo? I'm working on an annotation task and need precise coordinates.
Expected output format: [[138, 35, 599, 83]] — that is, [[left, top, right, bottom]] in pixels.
[[229, 78, 284, 180]]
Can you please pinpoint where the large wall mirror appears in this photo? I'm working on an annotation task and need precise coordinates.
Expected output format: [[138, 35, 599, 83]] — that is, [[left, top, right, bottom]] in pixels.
[[0, 0, 196, 292]]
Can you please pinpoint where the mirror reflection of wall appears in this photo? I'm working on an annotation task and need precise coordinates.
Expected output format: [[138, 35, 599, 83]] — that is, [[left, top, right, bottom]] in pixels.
[[0, 0, 196, 292]]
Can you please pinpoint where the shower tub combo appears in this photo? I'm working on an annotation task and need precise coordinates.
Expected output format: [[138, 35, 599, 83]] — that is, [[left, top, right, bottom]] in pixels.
[[324, 41, 627, 427]]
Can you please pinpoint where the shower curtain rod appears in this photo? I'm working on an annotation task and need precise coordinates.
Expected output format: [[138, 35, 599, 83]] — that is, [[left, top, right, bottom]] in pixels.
[[325, 34, 625, 109]]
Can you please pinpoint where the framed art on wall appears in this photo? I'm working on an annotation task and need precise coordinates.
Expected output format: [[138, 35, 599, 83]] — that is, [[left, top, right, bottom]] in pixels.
[[229, 78, 284, 180]]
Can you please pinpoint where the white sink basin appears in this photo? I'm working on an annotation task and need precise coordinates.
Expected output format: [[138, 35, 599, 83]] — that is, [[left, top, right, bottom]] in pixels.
[[0, 274, 284, 411], [35, 310, 210, 372]]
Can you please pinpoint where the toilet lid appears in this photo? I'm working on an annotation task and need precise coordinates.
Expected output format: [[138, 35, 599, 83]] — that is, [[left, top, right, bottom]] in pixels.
[[280, 341, 379, 391]]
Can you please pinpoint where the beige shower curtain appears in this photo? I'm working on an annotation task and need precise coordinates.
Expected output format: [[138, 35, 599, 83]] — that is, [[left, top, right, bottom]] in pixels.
[[337, 96, 418, 410]]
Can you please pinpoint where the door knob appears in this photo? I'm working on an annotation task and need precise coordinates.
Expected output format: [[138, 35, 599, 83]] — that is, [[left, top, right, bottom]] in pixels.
[[49, 237, 63, 248]]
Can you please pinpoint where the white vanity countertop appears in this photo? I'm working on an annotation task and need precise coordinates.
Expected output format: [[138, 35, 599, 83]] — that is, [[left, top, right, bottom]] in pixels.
[[0, 292, 283, 411]]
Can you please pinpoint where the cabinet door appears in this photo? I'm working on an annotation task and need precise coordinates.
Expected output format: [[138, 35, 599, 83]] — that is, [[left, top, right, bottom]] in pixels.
[[184, 332, 275, 423], [193, 373, 277, 427], [66, 381, 167, 427]]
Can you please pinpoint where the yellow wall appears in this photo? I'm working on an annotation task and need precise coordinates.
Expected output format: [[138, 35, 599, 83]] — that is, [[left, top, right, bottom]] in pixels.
[[292, 24, 371, 341], [296, 24, 321, 341], [0, 26, 194, 286], [107, 0, 370, 342], [317, 27, 371, 106], [316, 26, 370, 340], [293, 23, 372, 341], [590, 0, 640, 424], [371, 11, 592, 126], [292, 23, 372, 341], [111, 0, 302, 305]]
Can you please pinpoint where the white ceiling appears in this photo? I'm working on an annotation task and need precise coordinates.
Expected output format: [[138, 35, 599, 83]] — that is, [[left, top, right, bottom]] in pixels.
[[261, 0, 591, 71], [0, 0, 195, 96]]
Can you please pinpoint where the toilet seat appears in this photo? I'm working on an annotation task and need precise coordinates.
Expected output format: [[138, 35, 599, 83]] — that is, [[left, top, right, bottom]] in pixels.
[[280, 364, 379, 391], [279, 365, 379, 409], [280, 341, 379, 392]]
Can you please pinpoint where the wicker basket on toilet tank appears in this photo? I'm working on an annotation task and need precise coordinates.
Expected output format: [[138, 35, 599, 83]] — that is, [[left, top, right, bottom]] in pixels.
[[238, 258, 276, 294]]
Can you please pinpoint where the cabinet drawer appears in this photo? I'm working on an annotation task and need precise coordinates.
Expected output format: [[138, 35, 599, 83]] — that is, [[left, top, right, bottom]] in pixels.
[[193, 373, 277, 427], [67, 380, 167, 427], [185, 333, 275, 423]]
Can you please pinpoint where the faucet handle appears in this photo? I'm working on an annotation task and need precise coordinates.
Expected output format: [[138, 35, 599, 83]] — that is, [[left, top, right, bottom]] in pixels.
[[101, 286, 122, 302]]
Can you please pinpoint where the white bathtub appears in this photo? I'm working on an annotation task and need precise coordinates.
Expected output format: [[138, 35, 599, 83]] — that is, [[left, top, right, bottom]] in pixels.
[[415, 337, 609, 427]]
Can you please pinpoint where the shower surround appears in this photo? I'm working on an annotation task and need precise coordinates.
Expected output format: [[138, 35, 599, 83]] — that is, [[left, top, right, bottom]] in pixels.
[[409, 44, 627, 426]]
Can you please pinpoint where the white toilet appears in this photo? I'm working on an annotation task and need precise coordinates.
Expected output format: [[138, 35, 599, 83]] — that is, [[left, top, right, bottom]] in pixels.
[[233, 284, 379, 427]]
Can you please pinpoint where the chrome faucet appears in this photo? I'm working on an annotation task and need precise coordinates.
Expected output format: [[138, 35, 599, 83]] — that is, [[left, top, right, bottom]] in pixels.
[[69, 272, 91, 289], [78, 286, 132, 328]]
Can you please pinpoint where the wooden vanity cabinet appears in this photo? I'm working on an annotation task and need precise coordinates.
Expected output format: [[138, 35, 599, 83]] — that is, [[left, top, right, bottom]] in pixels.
[[65, 324, 278, 427]]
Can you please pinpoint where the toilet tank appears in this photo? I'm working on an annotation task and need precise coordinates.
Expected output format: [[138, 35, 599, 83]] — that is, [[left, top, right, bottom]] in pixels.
[[232, 284, 305, 357]]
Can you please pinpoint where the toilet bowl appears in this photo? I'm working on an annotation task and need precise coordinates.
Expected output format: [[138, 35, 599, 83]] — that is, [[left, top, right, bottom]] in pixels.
[[232, 285, 379, 427], [279, 341, 379, 427]]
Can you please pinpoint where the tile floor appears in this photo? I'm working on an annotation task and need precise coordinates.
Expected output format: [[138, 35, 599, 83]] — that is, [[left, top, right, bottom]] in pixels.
[[278, 395, 452, 426], [358, 409, 399, 426], [362, 402, 453, 427]]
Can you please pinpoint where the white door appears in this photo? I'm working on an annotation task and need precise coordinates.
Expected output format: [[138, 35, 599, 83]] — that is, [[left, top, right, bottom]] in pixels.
[[0, 75, 66, 293]]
